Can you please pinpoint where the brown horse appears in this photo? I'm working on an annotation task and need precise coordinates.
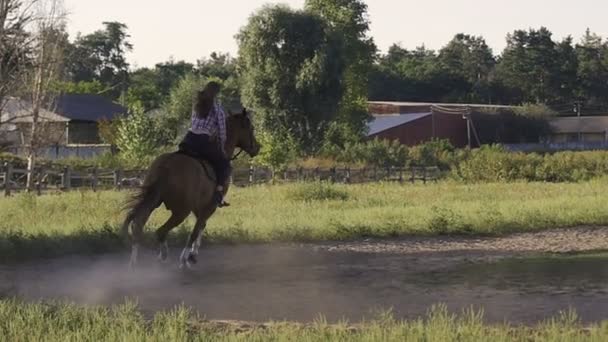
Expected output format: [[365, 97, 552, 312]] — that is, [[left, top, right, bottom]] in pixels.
[[122, 109, 260, 268]]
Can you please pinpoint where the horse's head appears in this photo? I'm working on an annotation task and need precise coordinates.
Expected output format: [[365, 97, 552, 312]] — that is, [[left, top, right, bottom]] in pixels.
[[228, 108, 261, 157]]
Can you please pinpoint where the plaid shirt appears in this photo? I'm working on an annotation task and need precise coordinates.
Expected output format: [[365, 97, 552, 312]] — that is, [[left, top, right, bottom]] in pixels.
[[189, 101, 227, 152]]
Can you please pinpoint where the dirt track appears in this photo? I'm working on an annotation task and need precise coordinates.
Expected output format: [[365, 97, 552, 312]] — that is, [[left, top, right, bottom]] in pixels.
[[2, 227, 608, 324]]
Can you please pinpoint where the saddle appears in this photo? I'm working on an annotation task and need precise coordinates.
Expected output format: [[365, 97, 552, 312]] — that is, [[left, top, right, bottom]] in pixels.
[[175, 149, 217, 183]]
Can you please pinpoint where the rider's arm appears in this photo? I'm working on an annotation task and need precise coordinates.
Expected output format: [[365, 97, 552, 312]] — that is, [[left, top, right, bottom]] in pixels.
[[216, 102, 228, 156]]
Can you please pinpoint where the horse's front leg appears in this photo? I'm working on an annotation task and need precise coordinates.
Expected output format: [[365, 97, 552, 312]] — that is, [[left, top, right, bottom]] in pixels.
[[180, 219, 206, 269]]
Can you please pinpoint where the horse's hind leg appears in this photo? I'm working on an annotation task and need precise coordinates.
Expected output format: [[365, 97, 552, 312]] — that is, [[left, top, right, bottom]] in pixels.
[[129, 208, 153, 268], [155, 209, 189, 262], [179, 218, 206, 269]]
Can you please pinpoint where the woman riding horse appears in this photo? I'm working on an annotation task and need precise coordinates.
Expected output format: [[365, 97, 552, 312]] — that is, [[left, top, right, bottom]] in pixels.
[[122, 89, 260, 269], [178, 81, 231, 207]]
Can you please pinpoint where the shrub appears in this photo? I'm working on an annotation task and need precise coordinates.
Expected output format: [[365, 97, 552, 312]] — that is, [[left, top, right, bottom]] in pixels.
[[287, 182, 349, 202]]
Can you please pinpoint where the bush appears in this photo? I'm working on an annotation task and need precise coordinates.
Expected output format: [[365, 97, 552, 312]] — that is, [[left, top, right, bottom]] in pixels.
[[287, 182, 349, 202], [409, 139, 455, 169], [115, 102, 160, 166], [253, 130, 299, 175], [453, 147, 608, 183]]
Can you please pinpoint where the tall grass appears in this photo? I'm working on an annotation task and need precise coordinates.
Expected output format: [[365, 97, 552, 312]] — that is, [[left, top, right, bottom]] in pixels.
[[1, 180, 608, 261], [0, 300, 607, 341]]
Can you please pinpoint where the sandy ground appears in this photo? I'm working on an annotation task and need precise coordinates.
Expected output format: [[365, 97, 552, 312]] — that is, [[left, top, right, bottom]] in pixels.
[[1, 227, 608, 324]]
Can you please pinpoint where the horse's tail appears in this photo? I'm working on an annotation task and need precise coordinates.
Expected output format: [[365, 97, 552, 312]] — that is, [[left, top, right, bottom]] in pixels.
[[121, 164, 167, 241]]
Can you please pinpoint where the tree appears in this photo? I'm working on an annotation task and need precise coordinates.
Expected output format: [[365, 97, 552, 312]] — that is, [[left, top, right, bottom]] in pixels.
[[0, 0, 35, 113], [115, 102, 157, 162], [438, 34, 496, 102], [21, 0, 67, 190], [237, 4, 346, 153], [197, 52, 236, 80], [494, 27, 568, 104], [125, 67, 162, 111], [305, 0, 376, 137], [65, 21, 132, 98], [154, 59, 194, 97], [370, 44, 457, 102], [576, 29, 608, 107]]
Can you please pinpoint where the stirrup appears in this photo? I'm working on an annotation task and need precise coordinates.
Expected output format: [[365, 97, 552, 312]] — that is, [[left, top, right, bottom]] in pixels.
[[214, 191, 229, 208]]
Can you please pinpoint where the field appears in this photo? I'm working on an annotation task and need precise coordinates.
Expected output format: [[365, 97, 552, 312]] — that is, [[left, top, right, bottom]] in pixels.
[[1, 180, 608, 261], [3, 301, 608, 342], [2, 180, 608, 340]]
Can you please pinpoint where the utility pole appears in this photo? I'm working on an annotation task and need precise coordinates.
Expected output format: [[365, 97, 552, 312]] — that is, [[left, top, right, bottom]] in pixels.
[[463, 110, 472, 149], [574, 100, 582, 142]]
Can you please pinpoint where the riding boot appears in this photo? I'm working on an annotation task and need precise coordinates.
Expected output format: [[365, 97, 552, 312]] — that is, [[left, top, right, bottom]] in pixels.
[[214, 190, 230, 208]]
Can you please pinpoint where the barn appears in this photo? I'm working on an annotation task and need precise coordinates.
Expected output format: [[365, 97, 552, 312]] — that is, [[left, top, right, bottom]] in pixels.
[[0, 95, 127, 158], [366, 101, 516, 148]]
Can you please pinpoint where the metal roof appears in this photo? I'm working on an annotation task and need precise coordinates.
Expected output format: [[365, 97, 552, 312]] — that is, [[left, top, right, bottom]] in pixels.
[[549, 116, 608, 134], [0, 97, 70, 126], [54, 94, 127, 122], [369, 101, 514, 109], [367, 112, 431, 136]]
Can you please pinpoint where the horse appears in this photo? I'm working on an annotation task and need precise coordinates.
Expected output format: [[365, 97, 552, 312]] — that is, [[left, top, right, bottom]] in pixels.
[[121, 109, 260, 268]]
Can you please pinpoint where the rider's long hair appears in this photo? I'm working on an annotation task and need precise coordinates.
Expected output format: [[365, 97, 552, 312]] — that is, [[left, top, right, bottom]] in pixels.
[[194, 81, 221, 119]]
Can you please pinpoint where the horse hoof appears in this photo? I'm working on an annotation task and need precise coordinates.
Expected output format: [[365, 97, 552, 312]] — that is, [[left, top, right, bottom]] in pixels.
[[187, 254, 198, 265], [158, 250, 169, 263]]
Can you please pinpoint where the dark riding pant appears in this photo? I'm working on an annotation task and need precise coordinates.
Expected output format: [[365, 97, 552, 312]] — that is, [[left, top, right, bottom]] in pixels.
[[178, 132, 231, 187]]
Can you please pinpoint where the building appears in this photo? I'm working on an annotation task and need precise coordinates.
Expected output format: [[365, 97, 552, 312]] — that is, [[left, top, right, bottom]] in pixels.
[[548, 116, 608, 143], [366, 102, 515, 147], [0, 95, 127, 158], [1, 94, 126, 146], [54, 94, 127, 144]]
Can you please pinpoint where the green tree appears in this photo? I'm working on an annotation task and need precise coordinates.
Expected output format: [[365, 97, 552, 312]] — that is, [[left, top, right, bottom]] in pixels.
[[305, 0, 376, 137], [115, 102, 157, 161], [576, 29, 608, 106], [197, 52, 237, 80], [253, 129, 299, 176], [125, 68, 162, 111], [65, 21, 133, 98], [154, 59, 194, 97], [237, 4, 346, 153], [370, 44, 460, 102], [494, 27, 574, 104], [438, 34, 496, 102]]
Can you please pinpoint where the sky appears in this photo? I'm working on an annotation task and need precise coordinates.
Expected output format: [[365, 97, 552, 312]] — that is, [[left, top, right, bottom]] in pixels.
[[63, 0, 608, 68]]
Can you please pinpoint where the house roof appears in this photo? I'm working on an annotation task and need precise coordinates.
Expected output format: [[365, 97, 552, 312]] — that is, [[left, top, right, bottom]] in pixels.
[[369, 101, 514, 109], [367, 112, 431, 136], [54, 94, 127, 122], [0, 97, 70, 129], [549, 116, 608, 134]]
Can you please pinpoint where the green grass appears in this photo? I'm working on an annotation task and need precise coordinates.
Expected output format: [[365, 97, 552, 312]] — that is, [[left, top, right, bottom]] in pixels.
[[1, 179, 608, 261], [1, 300, 607, 341]]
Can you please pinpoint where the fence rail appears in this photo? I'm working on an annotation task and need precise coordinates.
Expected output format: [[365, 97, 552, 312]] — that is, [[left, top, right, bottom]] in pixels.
[[0, 161, 440, 196]]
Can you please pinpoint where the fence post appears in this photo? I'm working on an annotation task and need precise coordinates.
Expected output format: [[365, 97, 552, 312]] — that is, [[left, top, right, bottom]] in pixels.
[[92, 168, 98, 192], [4, 162, 12, 197], [114, 169, 122, 190], [248, 165, 254, 184], [314, 167, 320, 181], [63, 167, 71, 190], [411, 167, 416, 184], [36, 166, 43, 196], [398, 167, 403, 183], [345, 167, 351, 184], [423, 167, 427, 184]]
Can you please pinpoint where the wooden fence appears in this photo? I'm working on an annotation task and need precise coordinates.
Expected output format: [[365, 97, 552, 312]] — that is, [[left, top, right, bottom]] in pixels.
[[0, 161, 440, 196]]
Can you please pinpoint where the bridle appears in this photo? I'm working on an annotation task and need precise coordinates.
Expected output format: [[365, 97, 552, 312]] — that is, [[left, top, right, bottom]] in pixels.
[[230, 114, 255, 161]]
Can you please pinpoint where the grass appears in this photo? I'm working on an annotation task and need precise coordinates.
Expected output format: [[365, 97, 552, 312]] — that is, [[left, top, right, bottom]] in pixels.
[[1, 300, 608, 341], [1, 179, 608, 261]]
